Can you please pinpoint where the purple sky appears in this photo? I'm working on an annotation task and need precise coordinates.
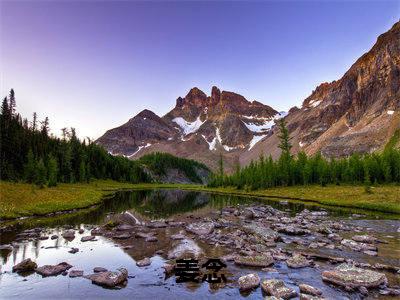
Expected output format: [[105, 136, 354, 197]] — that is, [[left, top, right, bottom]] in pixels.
[[1, 1, 398, 139]]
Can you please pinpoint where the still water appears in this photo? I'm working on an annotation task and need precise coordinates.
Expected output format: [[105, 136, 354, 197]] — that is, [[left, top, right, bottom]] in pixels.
[[0, 190, 399, 299]]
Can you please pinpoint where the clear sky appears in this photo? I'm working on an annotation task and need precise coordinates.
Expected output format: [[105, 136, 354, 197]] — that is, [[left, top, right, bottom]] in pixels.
[[1, 1, 399, 139]]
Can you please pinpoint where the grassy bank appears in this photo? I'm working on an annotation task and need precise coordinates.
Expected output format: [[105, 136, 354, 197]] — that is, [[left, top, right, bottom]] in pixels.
[[128, 183, 400, 215], [1, 181, 399, 219], [0, 180, 140, 219]]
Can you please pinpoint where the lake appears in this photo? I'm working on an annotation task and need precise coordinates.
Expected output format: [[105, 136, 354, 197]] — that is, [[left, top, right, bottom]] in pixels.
[[1, 189, 399, 299]]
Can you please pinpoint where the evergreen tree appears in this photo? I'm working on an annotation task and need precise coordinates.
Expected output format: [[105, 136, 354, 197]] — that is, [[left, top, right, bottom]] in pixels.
[[47, 155, 58, 187], [35, 158, 47, 188], [8, 89, 16, 116], [24, 149, 37, 183]]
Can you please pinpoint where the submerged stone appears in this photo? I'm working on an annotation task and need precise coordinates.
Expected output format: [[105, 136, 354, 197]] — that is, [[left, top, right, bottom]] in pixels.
[[238, 273, 260, 291], [69, 270, 84, 277], [62, 230, 75, 240], [186, 222, 215, 236], [81, 236, 96, 242], [234, 255, 274, 268], [299, 284, 322, 296], [36, 262, 72, 277], [136, 257, 151, 267], [322, 263, 387, 289], [86, 268, 128, 288], [12, 258, 37, 273], [286, 254, 311, 268], [261, 279, 297, 299]]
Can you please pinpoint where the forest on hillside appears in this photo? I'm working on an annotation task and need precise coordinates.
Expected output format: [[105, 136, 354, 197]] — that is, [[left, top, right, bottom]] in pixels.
[[209, 119, 400, 190], [0, 89, 208, 186]]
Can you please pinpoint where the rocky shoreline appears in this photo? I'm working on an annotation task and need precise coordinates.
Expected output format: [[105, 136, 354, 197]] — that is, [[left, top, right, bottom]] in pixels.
[[2, 201, 399, 299]]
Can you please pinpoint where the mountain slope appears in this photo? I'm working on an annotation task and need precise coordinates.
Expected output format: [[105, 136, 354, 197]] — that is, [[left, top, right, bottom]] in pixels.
[[97, 22, 399, 171], [240, 21, 400, 165], [97, 86, 284, 171]]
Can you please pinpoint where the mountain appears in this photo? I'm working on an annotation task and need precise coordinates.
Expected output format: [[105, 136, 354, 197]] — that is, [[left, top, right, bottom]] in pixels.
[[241, 21, 400, 165], [97, 21, 399, 171], [96, 86, 284, 171]]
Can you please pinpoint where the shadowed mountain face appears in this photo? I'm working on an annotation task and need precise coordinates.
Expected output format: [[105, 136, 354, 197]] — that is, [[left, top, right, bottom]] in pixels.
[[97, 22, 399, 171]]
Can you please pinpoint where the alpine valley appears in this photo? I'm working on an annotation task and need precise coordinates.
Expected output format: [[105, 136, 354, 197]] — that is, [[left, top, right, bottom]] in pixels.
[[97, 22, 400, 171]]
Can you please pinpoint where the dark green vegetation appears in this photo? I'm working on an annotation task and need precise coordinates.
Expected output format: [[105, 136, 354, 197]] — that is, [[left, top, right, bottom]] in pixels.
[[139, 152, 209, 184], [0, 89, 208, 187], [0, 89, 150, 186], [209, 119, 400, 190]]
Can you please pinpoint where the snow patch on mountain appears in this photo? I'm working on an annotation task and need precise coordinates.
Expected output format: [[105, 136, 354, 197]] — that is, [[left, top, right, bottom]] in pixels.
[[248, 135, 267, 150], [172, 116, 205, 135], [202, 135, 217, 151], [242, 112, 286, 133]]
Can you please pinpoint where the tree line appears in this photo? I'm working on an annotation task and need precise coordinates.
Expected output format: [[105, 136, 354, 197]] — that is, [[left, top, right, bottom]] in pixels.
[[208, 119, 400, 190], [0, 89, 150, 187]]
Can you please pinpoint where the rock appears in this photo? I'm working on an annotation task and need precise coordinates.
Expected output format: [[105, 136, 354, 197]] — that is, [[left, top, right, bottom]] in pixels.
[[170, 233, 186, 240], [51, 235, 58, 240], [81, 236, 96, 242], [322, 263, 387, 289], [340, 239, 377, 252], [163, 263, 174, 275], [146, 221, 167, 228], [261, 279, 297, 299], [78, 228, 84, 234], [86, 268, 128, 287], [113, 233, 131, 240], [145, 236, 158, 242], [116, 224, 135, 231], [36, 262, 73, 277], [287, 254, 311, 268], [167, 238, 203, 259], [363, 250, 378, 256], [94, 267, 108, 273], [0, 244, 13, 250], [12, 258, 37, 273], [300, 294, 324, 300], [135, 232, 150, 238], [299, 284, 322, 296], [69, 270, 84, 277], [62, 230, 75, 240], [359, 286, 369, 295], [327, 233, 342, 242], [234, 255, 274, 268], [352, 235, 377, 244], [68, 247, 79, 254], [38, 236, 49, 240], [136, 257, 151, 267], [278, 226, 309, 236], [379, 288, 400, 296], [238, 273, 260, 291], [186, 222, 215, 236], [243, 209, 254, 220]]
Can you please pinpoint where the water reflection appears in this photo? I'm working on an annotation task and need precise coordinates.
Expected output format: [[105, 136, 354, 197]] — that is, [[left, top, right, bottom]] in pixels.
[[0, 189, 399, 299]]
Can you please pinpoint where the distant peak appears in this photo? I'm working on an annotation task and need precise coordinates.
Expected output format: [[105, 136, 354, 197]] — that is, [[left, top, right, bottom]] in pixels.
[[185, 87, 207, 99], [136, 109, 158, 119]]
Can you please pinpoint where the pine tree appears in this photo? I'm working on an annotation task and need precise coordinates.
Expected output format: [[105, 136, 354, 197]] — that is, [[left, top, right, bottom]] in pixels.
[[277, 119, 292, 157], [32, 112, 38, 131], [41, 117, 50, 136], [35, 159, 47, 188], [47, 155, 58, 187], [24, 149, 37, 183], [79, 160, 86, 182], [8, 89, 16, 116]]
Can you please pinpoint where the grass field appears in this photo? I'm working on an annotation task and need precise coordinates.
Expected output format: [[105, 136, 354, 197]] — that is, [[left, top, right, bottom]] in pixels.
[[1, 180, 399, 219], [0, 180, 139, 219]]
